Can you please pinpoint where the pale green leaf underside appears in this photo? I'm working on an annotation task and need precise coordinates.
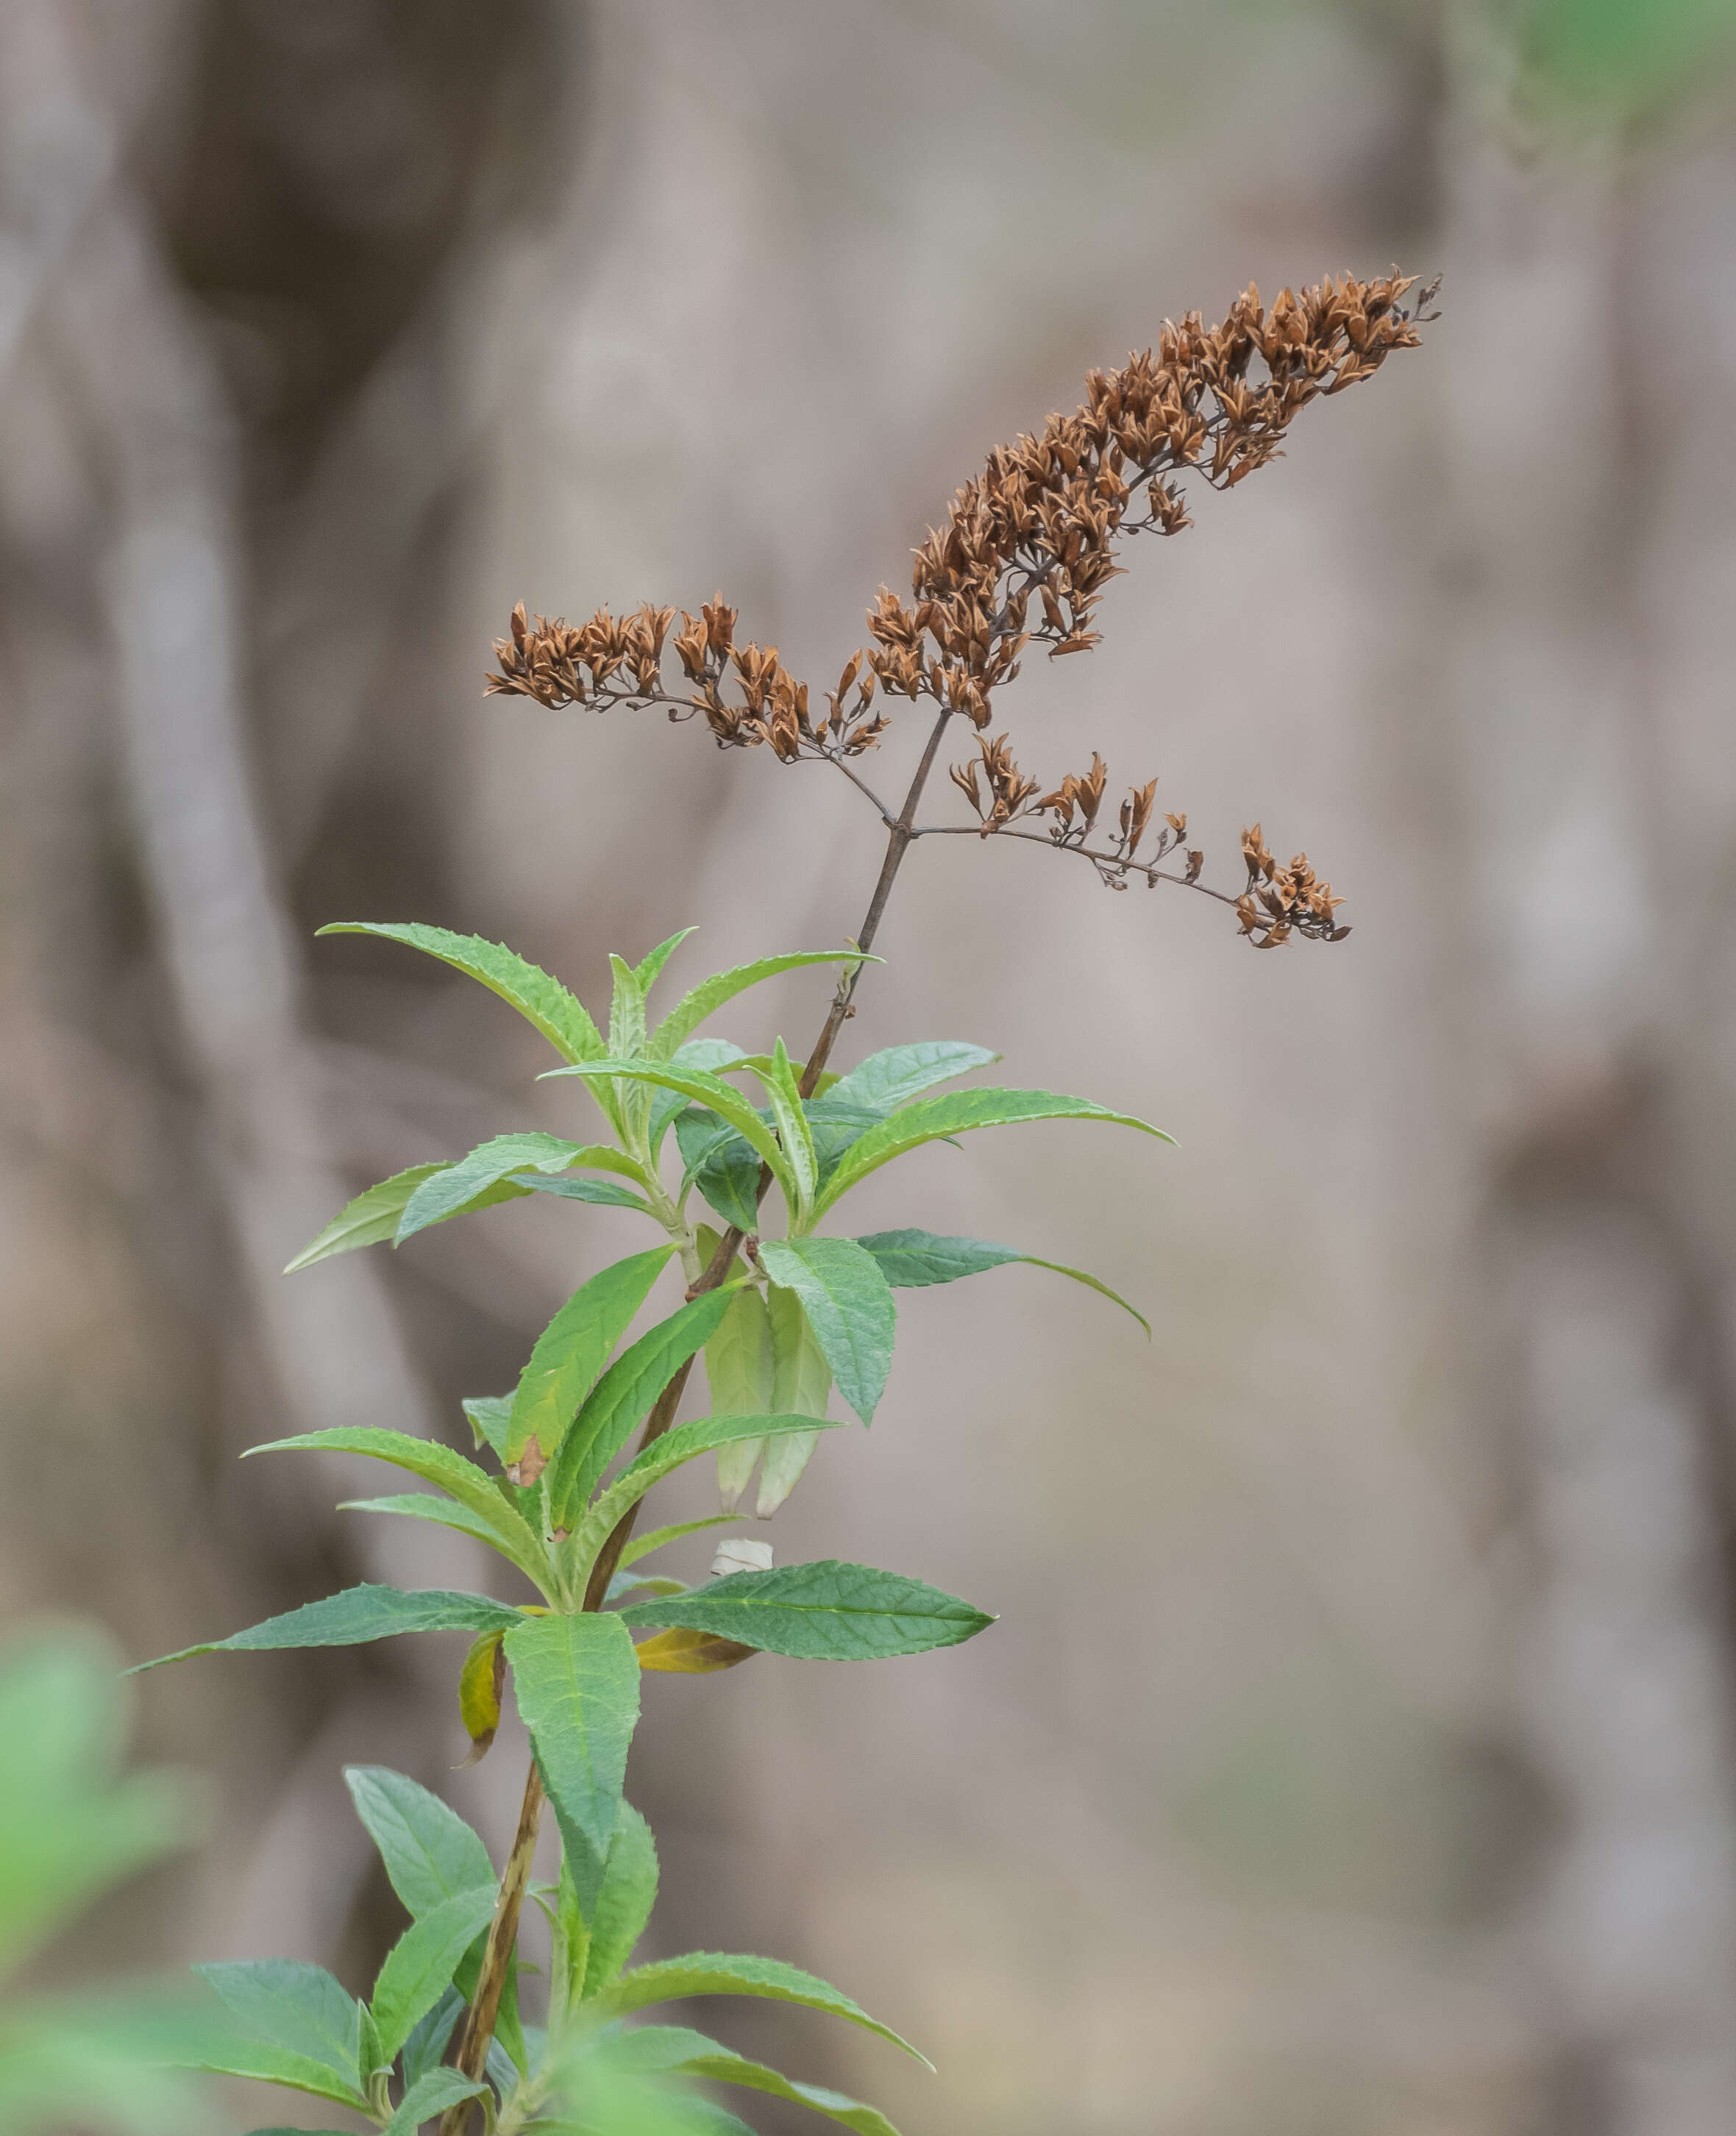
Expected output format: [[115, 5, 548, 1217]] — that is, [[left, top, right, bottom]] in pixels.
[[132, 1584, 523, 1672], [579, 1801, 659, 1999], [337, 1493, 507, 1553], [396, 1133, 642, 1243], [188, 1962, 363, 2108], [620, 1559, 994, 1662], [593, 1950, 931, 2067], [316, 922, 605, 1064], [814, 1087, 1173, 1215]]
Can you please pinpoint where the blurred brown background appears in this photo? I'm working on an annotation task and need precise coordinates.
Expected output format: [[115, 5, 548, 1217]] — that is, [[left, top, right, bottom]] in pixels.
[[6, 4, 1736, 2133]]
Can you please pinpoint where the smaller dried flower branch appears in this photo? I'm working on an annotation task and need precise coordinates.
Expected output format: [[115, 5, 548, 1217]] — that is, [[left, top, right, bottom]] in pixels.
[[486, 270, 1437, 946]]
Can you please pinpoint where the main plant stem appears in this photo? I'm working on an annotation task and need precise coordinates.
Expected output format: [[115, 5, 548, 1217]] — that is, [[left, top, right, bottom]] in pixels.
[[438, 709, 953, 2132]]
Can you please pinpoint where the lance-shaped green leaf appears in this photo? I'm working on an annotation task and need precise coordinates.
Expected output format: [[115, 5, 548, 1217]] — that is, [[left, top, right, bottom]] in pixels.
[[396, 1133, 644, 1243], [603, 2026, 904, 2136], [514, 1173, 658, 1216], [608, 953, 649, 1060], [285, 1164, 448, 1273], [547, 1288, 738, 1531], [621, 1560, 994, 1662], [577, 1802, 659, 2001], [316, 922, 605, 1063], [634, 926, 698, 997], [243, 1427, 553, 1588], [398, 1986, 464, 2090], [619, 1514, 741, 1569], [755, 1283, 833, 1515], [675, 1108, 763, 1231], [703, 1281, 774, 1513], [505, 1246, 672, 1473], [825, 1040, 998, 1114], [755, 1238, 894, 1424], [383, 2067, 490, 2136], [554, 1062, 794, 1210], [568, 1415, 839, 1575], [344, 1766, 494, 1918], [814, 1086, 1173, 1216], [131, 1584, 524, 1672], [855, 1228, 1151, 1336], [750, 1039, 817, 1226], [652, 950, 875, 1058], [337, 1492, 509, 1554], [591, 1951, 930, 2066], [369, 1884, 499, 2062], [188, 1962, 365, 2111], [650, 1040, 746, 1156], [505, 1613, 641, 1913]]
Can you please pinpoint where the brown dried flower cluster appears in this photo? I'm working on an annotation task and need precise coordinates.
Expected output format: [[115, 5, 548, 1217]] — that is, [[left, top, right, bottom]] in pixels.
[[1235, 824, 1346, 948], [486, 596, 886, 763], [485, 268, 1434, 944]]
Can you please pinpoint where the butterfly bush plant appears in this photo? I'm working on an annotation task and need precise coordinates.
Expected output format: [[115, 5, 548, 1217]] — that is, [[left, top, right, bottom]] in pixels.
[[140, 273, 1434, 2136]]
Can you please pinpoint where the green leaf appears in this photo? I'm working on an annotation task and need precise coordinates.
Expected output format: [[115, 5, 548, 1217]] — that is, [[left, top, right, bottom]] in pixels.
[[514, 1173, 658, 1216], [0, 1632, 190, 1973], [569, 1415, 839, 1575], [609, 954, 650, 1062], [191, 1962, 363, 2108], [605, 2027, 904, 2136], [463, 1394, 511, 1458], [284, 1164, 446, 1274], [755, 1238, 895, 1424], [337, 1493, 508, 1553], [815, 1086, 1173, 1216], [675, 1109, 763, 1231], [825, 1040, 998, 1113], [131, 1584, 524, 1672], [652, 950, 874, 1058], [755, 1284, 833, 1516], [383, 2066, 489, 2136], [316, 922, 605, 1064], [593, 1951, 930, 2067], [506, 1247, 673, 1470], [243, 1428, 552, 1588], [751, 1040, 817, 1226], [855, 1228, 1150, 1336], [505, 1614, 641, 1909], [555, 1063, 793, 1211], [621, 1560, 995, 1661], [399, 1985, 465, 2089], [703, 1283, 774, 1513], [344, 1766, 494, 1918], [620, 1515, 741, 1569], [580, 1801, 659, 1999], [370, 1884, 499, 2062], [650, 1042, 746, 1156], [396, 1133, 642, 1244], [634, 927, 698, 997], [546, 1288, 738, 1531]]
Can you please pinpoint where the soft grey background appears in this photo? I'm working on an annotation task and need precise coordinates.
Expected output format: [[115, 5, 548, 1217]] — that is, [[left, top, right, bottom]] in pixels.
[[4, 4, 1736, 2133]]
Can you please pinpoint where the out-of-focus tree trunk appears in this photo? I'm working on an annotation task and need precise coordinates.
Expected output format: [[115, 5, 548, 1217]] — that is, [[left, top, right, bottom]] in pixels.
[[1442, 33, 1736, 2130]]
